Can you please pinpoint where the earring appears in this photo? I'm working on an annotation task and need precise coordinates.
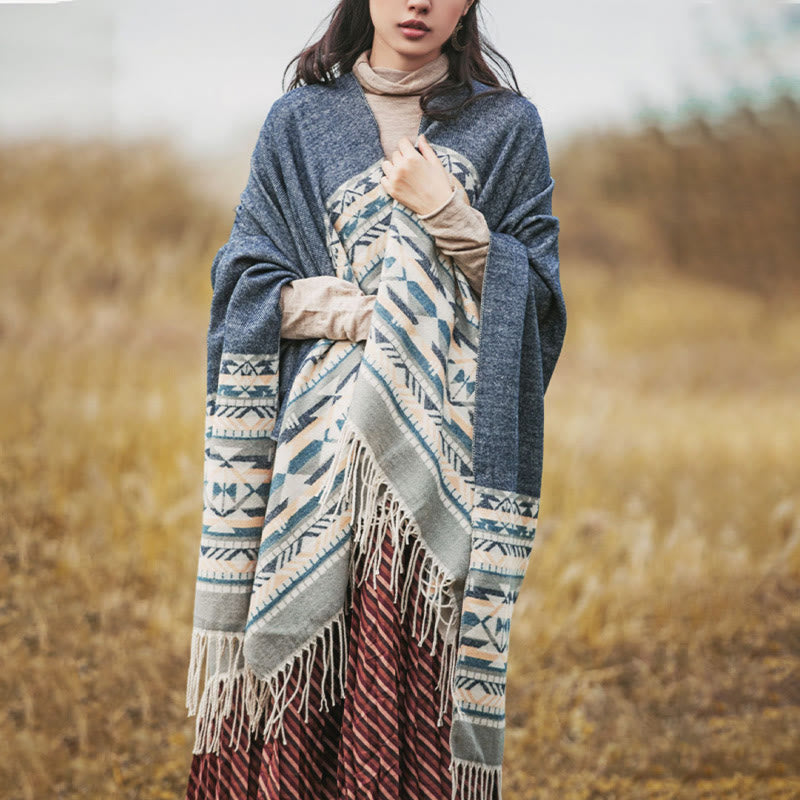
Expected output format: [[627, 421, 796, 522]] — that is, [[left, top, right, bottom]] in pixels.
[[450, 18, 466, 51]]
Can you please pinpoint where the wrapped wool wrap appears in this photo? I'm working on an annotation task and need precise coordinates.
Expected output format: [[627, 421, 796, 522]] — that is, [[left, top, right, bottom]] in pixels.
[[186, 69, 567, 800]]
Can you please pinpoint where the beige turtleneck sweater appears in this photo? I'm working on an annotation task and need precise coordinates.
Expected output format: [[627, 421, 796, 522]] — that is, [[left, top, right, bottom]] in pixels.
[[279, 49, 490, 342]]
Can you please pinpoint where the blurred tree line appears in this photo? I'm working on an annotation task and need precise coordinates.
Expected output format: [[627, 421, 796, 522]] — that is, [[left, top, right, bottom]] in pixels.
[[554, 0, 799, 298]]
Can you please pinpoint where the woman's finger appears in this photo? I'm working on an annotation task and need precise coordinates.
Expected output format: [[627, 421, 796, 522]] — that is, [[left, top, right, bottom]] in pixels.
[[415, 132, 434, 156], [396, 136, 418, 159], [416, 133, 444, 170]]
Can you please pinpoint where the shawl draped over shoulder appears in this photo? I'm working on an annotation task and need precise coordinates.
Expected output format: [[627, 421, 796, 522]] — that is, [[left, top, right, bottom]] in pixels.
[[186, 70, 567, 800]]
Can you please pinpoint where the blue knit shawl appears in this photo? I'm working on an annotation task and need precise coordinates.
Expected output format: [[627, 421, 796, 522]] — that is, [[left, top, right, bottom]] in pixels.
[[186, 69, 567, 800]]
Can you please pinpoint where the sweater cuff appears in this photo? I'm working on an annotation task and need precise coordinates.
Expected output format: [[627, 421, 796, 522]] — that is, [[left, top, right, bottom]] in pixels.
[[416, 188, 485, 239], [414, 187, 490, 298], [418, 187, 457, 219], [280, 283, 376, 342]]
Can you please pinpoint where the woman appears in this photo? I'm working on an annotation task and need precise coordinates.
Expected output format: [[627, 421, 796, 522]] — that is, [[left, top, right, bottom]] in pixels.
[[185, 2, 567, 799]]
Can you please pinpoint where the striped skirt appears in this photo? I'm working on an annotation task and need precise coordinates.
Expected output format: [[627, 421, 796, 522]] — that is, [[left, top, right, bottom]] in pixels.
[[184, 496, 455, 800]]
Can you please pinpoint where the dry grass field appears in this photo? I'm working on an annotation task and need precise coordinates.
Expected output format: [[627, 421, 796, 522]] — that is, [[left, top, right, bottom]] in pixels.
[[1, 100, 798, 799]]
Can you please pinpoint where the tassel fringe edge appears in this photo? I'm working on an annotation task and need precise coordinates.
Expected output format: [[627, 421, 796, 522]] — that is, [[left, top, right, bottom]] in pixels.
[[320, 415, 461, 725], [185, 610, 349, 756], [449, 758, 502, 800]]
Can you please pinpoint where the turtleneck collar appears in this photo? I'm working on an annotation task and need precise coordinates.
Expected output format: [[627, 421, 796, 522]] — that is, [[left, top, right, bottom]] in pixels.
[[353, 48, 449, 96]]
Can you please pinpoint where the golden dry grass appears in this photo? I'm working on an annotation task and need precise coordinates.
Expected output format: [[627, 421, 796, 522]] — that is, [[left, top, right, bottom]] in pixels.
[[1, 128, 798, 800], [554, 94, 800, 299]]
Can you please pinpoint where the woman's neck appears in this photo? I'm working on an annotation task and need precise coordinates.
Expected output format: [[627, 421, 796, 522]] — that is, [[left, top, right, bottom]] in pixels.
[[352, 48, 449, 96]]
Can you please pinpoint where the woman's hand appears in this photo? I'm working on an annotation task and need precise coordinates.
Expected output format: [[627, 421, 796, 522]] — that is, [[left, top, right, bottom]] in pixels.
[[380, 133, 454, 216]]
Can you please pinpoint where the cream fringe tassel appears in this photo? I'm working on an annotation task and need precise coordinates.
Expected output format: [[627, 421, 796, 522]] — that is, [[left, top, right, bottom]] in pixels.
[[186, 417, 464, 777], [450, 758, 503, 800], [185, 609, 349, 756], [319, 415, 461, 725]]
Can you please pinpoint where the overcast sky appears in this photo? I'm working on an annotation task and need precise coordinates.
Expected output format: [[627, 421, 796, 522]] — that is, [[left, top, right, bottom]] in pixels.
[[0, 0, 797, 169]]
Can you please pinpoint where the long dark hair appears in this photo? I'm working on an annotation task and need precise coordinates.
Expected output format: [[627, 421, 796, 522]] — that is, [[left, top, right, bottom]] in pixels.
[[282, 0, 525, 121]]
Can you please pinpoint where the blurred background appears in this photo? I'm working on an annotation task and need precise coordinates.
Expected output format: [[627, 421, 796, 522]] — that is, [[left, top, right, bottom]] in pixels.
[[1, 1, 798, 798]]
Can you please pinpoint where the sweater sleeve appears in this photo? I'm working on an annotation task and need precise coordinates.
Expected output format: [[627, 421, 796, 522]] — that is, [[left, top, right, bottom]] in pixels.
[[416, 173, 490, 298], [280, 275, 376, 342]]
